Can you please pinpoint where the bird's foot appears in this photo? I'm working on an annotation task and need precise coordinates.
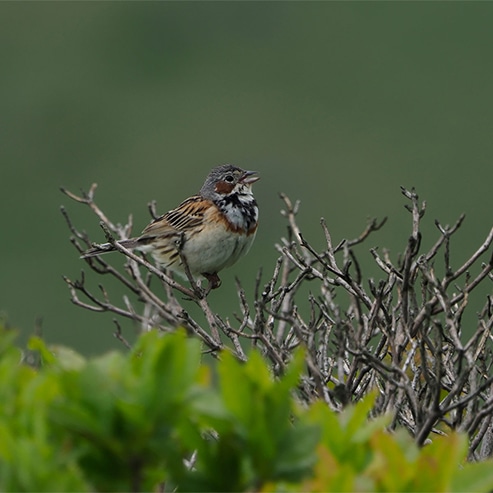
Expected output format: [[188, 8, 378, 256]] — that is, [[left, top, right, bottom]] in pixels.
[[202, 272, 222, 295]]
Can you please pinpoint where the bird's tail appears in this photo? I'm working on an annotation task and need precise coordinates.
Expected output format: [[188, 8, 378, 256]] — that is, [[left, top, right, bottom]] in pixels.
[[80, 239, 139, 259]]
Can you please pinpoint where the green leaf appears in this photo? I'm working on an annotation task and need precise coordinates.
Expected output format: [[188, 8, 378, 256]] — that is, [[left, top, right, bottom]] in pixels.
[[352, 414, 392, 443], [451, 459, 493, 493], [132, 330, 202, 417], [306, 401, 346, 458], [218, 350, 256, 429], [367, 429, 415, 491], [49, 345, 86, 370], [341, 391, 377, 437], [413, 433, 468, 492], [304, 446, 358, 492], [273, 422, 319, 481], [27, 336, 56, 366]]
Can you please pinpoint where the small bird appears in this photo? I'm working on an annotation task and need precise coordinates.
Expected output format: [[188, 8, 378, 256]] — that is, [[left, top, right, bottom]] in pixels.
[[82, 164, 259, 289]]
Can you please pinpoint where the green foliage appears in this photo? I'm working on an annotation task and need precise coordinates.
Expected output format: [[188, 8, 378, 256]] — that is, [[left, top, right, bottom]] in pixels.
[[1, 324, 493, 492], [0, 331, 87, 491], [302, 401, 493, 493], [183, 349, 319, 492]]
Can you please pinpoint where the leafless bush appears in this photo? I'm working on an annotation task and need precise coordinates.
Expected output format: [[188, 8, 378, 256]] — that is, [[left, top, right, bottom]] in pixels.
[[61, 184, 493, 459]]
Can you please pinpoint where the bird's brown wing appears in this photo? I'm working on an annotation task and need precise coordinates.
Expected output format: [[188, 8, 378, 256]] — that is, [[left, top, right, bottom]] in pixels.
[[137, 196, 209, 242]]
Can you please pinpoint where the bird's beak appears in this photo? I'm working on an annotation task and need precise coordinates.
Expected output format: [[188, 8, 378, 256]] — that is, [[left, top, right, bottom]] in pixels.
[[240, 170, 260, 184]]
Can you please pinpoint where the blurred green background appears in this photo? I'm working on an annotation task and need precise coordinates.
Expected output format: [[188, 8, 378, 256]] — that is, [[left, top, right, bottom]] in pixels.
[[2, 2, 493, 355]]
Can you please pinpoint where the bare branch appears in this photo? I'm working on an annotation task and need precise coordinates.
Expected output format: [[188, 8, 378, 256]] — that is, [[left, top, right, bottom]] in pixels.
[[61, 184, 493, 458]]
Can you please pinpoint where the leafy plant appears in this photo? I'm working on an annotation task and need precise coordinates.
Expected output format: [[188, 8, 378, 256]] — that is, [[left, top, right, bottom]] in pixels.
[[304, 399, 493, 492], [2, 324, 493, 492], [0, 331, 88, 492]]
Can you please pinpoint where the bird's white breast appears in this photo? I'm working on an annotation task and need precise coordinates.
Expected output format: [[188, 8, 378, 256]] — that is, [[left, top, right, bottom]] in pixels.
[[181, 219, 256, 275]]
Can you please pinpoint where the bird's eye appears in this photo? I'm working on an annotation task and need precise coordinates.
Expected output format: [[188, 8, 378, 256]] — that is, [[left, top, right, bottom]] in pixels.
[[224, 174, 235, 183]]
